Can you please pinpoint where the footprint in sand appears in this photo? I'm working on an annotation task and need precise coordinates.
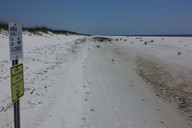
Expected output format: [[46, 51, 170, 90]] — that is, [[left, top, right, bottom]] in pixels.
[[84, 98, 88, 102], [81, 117, 87, 121], [83, 85, 87, 88], [90, 108, 95, 112]]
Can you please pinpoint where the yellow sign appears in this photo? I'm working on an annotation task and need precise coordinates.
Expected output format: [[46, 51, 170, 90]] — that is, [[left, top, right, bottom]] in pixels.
[[11, 63, 24, 103]]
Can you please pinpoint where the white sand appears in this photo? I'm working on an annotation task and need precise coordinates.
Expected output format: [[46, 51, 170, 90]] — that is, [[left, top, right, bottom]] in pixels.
[[0, 31, 191, 128]]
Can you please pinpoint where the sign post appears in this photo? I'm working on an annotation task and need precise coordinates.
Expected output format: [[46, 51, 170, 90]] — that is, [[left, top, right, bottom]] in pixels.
[[9, 22, 24, 128]]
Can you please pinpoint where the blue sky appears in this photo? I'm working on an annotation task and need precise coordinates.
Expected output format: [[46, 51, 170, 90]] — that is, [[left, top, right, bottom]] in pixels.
[[0, 0, 192, 35]]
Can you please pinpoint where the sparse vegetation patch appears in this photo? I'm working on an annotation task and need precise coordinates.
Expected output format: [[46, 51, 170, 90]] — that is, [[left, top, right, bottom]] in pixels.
[[0, 22, 89, 36]]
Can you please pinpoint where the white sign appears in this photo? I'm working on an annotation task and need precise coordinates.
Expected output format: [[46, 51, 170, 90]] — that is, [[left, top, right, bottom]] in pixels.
[[9, 22, 23, 61]]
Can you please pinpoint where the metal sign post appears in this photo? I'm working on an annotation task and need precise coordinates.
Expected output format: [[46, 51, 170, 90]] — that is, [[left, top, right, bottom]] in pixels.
[[12, 60, 20, 128], [9, 22, 24, 128]]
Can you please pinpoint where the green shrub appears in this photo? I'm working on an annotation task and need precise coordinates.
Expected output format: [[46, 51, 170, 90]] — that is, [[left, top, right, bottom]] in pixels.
[[0, 23, 8, 30]]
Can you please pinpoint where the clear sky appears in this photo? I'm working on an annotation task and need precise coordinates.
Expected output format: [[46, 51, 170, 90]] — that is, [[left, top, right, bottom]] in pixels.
[[0, 0, 192, 35]]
